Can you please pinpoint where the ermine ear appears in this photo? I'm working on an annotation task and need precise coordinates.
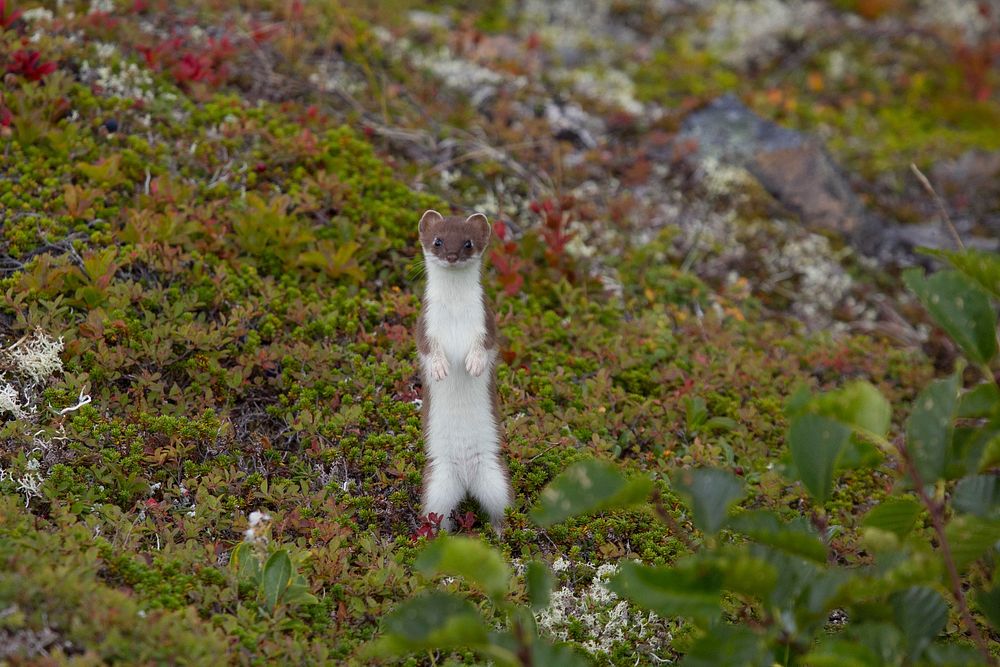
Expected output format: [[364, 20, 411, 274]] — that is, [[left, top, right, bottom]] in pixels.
[[465, 213, 491, 245], [419, 209, 443, 235]]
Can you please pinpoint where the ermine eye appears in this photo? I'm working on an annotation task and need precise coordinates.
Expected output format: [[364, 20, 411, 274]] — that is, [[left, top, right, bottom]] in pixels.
[[464, 240, 473, 249], [433, 238, 443, 247]]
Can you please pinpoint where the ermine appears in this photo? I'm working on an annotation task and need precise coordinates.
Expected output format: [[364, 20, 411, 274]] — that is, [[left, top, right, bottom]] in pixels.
[[415, 209, 511, 533]]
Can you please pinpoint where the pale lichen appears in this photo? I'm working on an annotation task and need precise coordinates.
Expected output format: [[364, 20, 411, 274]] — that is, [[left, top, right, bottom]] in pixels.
[[5, 331, 64, 387], [536, 560, 670, 660]]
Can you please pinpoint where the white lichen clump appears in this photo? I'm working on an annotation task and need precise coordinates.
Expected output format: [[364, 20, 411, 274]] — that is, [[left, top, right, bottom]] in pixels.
[[918, 0, 994, 42], [705, 0, 824, 68], [561, 68, 644, 116], [537, 561, 667, 660], [763, 230, 854, 325], [20, 7, 55, 22], [411, 47, 525, 98], [0, 381, 31, 421], [307, 61, 366, 97], [88, 0, 115, 15], [5, 331, 64, 386], [18, 459, 45, 506], [699, 156, 756, 200], [79, 58, 158, 103]]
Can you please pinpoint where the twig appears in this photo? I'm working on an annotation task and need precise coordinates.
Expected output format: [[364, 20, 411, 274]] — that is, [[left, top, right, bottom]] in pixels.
[[896, 437, 995, 665], [50, 388, 92, 415], [910, 163, 964, 251], [511, 615, 534, 667], [651, 487, 698, 552]]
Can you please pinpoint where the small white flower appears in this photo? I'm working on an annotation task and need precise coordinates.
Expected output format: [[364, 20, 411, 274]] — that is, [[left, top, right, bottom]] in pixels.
[[248, 510, 271, 527], [244, 510, 272, 543]]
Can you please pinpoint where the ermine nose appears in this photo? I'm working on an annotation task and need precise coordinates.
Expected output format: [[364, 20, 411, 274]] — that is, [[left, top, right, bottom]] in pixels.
[[446, 253, 458, 262]]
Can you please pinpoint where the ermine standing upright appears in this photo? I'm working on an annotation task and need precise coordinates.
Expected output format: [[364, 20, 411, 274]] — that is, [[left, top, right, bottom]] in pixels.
[[415, 209, 511, 533]]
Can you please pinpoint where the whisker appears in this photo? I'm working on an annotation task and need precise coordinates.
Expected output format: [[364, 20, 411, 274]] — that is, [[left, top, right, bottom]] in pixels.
[[407, 255, 427, 281]]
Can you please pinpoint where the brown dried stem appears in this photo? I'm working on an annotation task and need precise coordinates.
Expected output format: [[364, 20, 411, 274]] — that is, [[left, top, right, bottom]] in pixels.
[[910, 163, 964, 251], [651, 487, 698, 552], [895, 437, 995, 665]]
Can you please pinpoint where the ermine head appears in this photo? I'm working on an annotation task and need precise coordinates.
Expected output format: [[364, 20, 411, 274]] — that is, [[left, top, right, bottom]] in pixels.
[[418, 210, 491, 270]]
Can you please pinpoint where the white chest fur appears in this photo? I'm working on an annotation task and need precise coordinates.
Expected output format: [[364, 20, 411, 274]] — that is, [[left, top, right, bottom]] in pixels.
[[423, 261, 487, 366]]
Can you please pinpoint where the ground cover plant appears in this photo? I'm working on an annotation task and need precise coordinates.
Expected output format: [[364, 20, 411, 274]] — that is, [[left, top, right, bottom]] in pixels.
[[375, 248, 1000, 665], [1, 0, 998, 664]]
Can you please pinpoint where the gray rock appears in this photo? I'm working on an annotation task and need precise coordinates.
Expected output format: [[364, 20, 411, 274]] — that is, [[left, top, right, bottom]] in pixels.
[[544, 101, 601, 149], [874, 220, 998, 266], [677, 94, 869, 239], [930, 149, 1000, 223]]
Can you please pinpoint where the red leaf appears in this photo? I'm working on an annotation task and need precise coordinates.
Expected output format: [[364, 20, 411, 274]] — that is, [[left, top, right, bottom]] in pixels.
[[1, 0, 23, 30], [6, 50, 57, 82]]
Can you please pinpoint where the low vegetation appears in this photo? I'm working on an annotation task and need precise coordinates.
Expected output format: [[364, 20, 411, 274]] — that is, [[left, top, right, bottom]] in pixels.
[[1, 0, 998, 664]]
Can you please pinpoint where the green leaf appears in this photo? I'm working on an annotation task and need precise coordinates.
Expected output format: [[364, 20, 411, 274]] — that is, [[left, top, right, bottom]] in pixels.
[[906, 374, 960, 485], [726, 511, 827, 563], [369, 591, 490, 656], [680, 624, 770, 667], [861, 498, 923, 539], [952, 474, 1000, 518], [704, 416, 739, 433], [716, 551, 779, 601], [974, 584, 1000, 633], [414, 536, 510, 598], [804, 640, 882, 667], [283, 574, 318, 606], [958, 382, 1000, 419], [922, 643, 988, 666], [525, 561, 555, 612], [529, 640, 591, 667], [850, 623, 904, 666], [809, 381, 892, 437], [530, 460, 652, 527], [891, 586, 947, 659], [671, 468, 744, 535], [486, 618, 589, 667], [261, 550, 292, 612], [609, 561, 722, 623], [979, 432, 1000, 471], [262, 549, 292, 611], [229, 542, 261, 584], [802, 569, 850, 616], [788, 414, 852, 503], [904, 268, 997, 365], [924, 247, 1000, 299], [684, 396, 708, 430], [945, 515, 1000, 570]]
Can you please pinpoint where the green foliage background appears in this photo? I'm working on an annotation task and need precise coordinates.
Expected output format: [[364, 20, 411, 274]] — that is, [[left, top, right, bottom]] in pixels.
[[1, 0, 998, 664]]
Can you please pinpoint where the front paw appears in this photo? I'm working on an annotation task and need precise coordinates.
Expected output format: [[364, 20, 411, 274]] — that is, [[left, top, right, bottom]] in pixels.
[[465, 346, 488, 377], [431, 353, 450, 381]]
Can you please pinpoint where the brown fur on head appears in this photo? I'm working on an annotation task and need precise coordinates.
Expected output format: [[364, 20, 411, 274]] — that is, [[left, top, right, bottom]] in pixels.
[[418, 210, 491, 267]]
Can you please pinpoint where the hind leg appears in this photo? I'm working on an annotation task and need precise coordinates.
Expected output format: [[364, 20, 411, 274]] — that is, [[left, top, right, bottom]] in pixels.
[[422, 461, 465, 532], [469, 456, 512, 534]]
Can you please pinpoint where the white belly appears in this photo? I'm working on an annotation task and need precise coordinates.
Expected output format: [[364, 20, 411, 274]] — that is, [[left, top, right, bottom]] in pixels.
[[422, 350, 499, 456]]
